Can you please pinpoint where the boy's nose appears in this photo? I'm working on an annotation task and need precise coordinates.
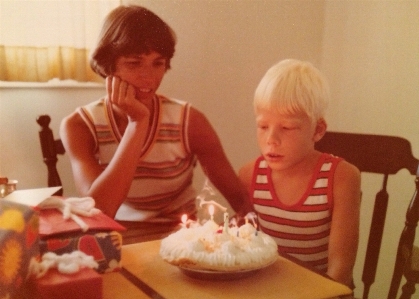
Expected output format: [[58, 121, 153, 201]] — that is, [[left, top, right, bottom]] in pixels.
[[138, 70, 152, 79], [267, 130, 280, 145], [136, 65, 154, 78]]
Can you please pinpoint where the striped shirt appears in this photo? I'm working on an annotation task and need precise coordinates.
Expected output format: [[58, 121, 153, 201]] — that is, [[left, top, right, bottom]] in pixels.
[[250, 153, 342, 272], [78, 95, 197, 224]]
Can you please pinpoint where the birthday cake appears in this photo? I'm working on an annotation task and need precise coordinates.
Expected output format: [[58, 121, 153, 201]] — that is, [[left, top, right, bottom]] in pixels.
[[159, 216, 278, 272]]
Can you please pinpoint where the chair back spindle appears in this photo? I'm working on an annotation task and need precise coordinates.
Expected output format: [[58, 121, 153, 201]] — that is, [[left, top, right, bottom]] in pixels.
[[362, 175, 389, 299], [315, 131, 418, 299], [387, 166, 419, 299], [36, 115, 65, 196]]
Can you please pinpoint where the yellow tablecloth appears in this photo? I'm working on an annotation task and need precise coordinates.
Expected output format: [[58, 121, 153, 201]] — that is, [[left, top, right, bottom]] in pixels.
[[121, 240, 353, 299]]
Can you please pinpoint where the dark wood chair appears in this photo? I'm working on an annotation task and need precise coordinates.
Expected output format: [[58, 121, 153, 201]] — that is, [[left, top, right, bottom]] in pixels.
[[388, 167, 419, 299], [315, 131, 419, 299], [36, 115, 65, 196]]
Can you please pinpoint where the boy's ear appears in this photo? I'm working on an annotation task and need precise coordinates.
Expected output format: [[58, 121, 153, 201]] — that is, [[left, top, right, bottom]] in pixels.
[[313, 118, 327, 142]]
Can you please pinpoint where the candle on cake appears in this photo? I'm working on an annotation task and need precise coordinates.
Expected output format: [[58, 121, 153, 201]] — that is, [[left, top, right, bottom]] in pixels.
[[209, 205, 214, 221], [181, 214, 188, 228], [223, 212, 229, 234]]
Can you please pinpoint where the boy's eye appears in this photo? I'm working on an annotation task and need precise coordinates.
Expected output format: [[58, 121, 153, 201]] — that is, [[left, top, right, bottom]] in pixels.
[[123, 60, 141, 67], [153, 61, 166, 68], [282, 126, 299, 131], [154, 60, 166, 67]]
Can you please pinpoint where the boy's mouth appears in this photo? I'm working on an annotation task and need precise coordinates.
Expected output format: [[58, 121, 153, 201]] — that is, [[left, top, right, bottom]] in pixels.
[[138, 88, 152, 93], [265, 153, 284, 162]]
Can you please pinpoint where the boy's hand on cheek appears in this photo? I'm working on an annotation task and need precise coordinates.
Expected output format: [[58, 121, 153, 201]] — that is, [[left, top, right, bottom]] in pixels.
[[106, 76, 150, 123]]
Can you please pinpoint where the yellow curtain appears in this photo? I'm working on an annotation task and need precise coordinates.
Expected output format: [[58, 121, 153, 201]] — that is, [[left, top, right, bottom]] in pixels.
[[0, 0, 120, 83]]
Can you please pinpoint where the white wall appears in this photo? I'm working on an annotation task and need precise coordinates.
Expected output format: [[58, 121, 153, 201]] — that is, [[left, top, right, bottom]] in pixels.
[[134, 0, 325, 168], [322, 2, 419, 298], [1, 1, 418, 298], [0, 85, 104, 195]]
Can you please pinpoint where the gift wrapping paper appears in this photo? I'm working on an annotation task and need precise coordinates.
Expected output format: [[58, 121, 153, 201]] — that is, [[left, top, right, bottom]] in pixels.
[[0, 200, 39, 299], [39, 230, 123, 273]]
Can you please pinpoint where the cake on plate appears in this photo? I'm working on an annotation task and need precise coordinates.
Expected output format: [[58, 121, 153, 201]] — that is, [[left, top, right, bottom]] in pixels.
[[160, 217, 278, 272]]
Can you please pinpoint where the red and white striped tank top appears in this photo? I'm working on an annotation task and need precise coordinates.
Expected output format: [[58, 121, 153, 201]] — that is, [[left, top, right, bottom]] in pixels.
[[250, 153, 342, 272], [78, 95, 197, 224]]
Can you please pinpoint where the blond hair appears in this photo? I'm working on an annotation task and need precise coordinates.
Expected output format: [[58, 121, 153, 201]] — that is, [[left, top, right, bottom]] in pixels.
[[254, 59, 330, 123]]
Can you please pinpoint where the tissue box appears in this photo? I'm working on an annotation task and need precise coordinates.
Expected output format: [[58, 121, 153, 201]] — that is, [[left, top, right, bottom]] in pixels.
[[39, 208, 125, 273], [27, 267, 102, 299], [0, 200, 39, 299]]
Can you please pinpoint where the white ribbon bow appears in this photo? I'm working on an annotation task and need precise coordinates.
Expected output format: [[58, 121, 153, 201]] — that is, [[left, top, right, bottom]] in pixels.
[[29, 251, 99, 278], [39, 196, 101, 232]]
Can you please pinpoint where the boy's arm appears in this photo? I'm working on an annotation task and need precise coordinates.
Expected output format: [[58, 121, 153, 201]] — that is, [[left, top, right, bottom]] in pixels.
[[188, 107, 253, 216], [60, 111, 148, 217], [327, 160, 361, 288]]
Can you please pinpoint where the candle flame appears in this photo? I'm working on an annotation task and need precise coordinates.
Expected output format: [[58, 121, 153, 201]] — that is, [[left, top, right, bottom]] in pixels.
[[181, 214, 188, 224], [245, 212, 257, 226]]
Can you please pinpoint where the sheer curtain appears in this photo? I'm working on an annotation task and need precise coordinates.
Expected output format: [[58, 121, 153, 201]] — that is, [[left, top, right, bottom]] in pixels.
[[0, 0, 120, 82]]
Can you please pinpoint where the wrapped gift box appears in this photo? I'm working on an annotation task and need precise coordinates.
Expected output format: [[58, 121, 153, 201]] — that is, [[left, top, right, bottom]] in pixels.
[[39, 207, 125, 273], [27, 267, 102, 299], [39, 230, 122, 273], [0, 200, 39, 299]]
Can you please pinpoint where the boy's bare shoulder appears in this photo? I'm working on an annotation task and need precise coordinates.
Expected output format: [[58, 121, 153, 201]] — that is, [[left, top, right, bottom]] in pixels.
[[59, 111, 94, 150], [61, 110, 81, 125], [334, 159, 361, 200], [336, 159, 360, 179], [60, 111, 88, 133]]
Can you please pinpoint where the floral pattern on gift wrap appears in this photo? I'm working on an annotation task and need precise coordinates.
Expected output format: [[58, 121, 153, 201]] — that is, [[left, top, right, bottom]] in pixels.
[[109, 231, 122, 250], [0, 209, 25, 232], [0, 238, 22, 285], [0, 201, 39, 299]]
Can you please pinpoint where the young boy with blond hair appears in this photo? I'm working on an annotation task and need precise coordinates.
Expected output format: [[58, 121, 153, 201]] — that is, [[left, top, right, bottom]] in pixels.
[[239, 59, 361, 289]]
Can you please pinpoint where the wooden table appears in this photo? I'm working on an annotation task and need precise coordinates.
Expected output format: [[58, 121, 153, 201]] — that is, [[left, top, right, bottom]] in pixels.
[[103, 271, 149, 299], [111, 240, 353, 299]]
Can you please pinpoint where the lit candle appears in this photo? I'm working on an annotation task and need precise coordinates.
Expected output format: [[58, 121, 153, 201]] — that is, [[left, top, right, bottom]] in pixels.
[[181, 214, 188, 228], [223, 212, 229, 234], [209, 205, 215, 221], [245, 212, 257, 227]]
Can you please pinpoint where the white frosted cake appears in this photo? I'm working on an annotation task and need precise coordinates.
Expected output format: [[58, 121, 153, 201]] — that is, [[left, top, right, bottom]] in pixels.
[[159, 218, 278, 272]]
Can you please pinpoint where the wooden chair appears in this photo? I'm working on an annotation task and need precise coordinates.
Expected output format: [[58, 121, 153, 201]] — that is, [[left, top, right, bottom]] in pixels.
[[36, 115, 65, 196], [388, 166, 419, 299], [315, 131, 418, 299]]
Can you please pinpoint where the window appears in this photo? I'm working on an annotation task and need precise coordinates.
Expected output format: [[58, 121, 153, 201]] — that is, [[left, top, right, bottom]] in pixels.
[[0, 0, 120, 82]]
